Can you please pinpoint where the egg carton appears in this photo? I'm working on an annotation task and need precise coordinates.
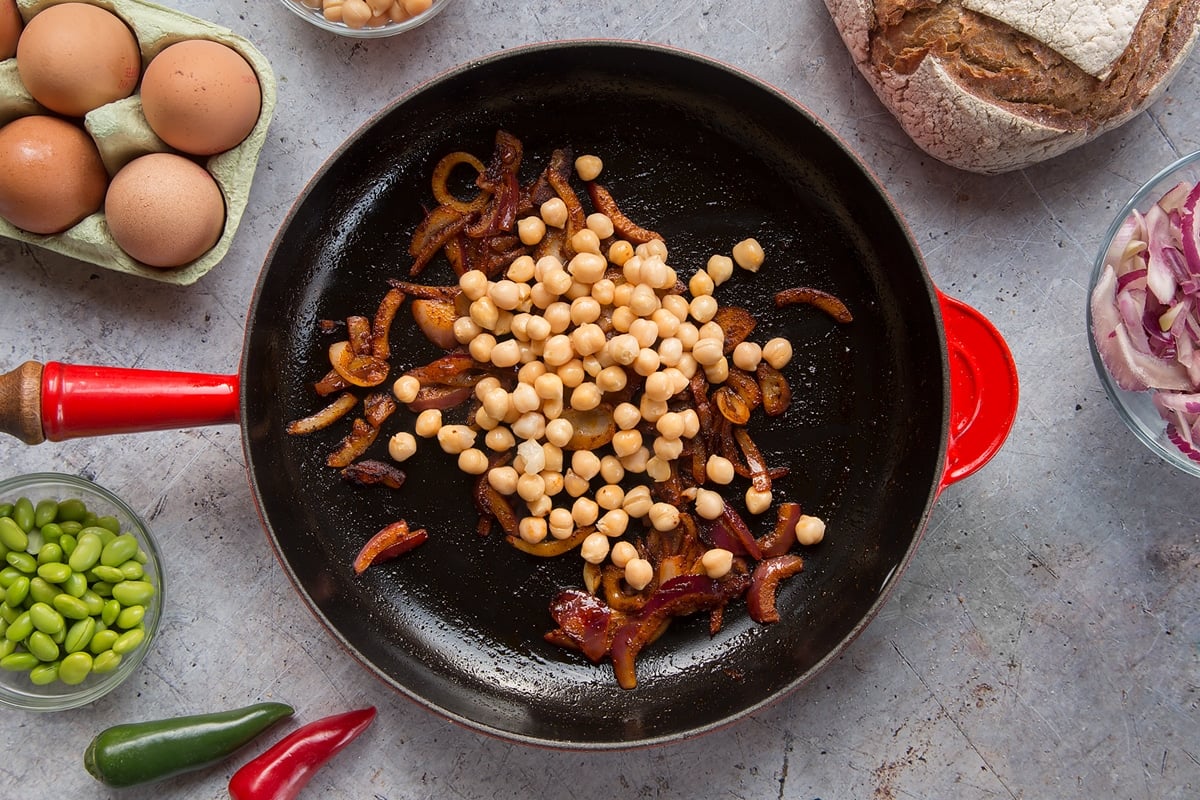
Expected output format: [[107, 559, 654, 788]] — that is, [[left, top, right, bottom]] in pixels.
[[0, 0, 278, 285]]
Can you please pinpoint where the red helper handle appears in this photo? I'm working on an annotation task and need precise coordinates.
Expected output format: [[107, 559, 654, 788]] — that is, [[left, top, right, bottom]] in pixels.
[[0, 361, 239, 444], [937, 292, 1019, 492]]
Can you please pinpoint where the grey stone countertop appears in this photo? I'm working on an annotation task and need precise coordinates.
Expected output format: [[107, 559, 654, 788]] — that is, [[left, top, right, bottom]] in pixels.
[[1, 1, 1198, 798]]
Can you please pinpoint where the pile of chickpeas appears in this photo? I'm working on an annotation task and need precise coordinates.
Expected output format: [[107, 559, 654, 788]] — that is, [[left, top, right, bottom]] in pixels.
[[297, 0, 434, 30], [388, 154, 826, 591]]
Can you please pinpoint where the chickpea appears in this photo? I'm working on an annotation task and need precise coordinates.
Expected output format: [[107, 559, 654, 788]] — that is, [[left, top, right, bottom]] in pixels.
[[706, 254, 734, 286], [610, 305, 636, 333], [507, 254, 536, 282], [458, 269, 488, 300], [612, 429, 643, 458], [645, 455, 671, 482], [599, 455, 625, 484], [511, 383, 540, 414], [676, 321, 700, 350], [639, 394, 668, 423], [534, 372, 564, 401], [621, 446, 651, 474], [519, 516, 549, 544], [575, 154, 603, 181], [490, 339, 522, 368], [549, 507, 575, 540], [414, 408, 442, 437], [624, 558, 654, 591], [642, 371, 674, 402], [612, 402, 641, 431], [693, 488, 725, 520], [517, 216, 546, 246], [541, 470, 565, 497], [570, 382, 603, 411], [570, 323, 606, 357], [654, 411, 684, 440], [632, 347, 661, 377], [544, 418, 574, 448], [564, 470, 590, 497], [745, 487, 772, 515], [527, 495, 553, 518], [489, 279, 523, 311], [652, 435, 683, 461], [691, 337, 724, 367], [595, 484, 625, 510], [570, 229, 603, 257], [485, 426, 515, 452], [648, 502, 680, 531], [580, 531, 610, 564], [629, 284, 660, 317], [607, 239, 634, 266], [795, 514, 826, 546], [525, 314, 552, 341], [437, 424, 476, 454], [732, 237, 765, 272], [572, 450, 602, 480], [701, 548, 734, 579], [453, 315, 482, 345], [469, 296, 500, 330], [705, 454, 735, 484], [544, 268, 574, 297], [704, 356, 729, 384], [458, 448, 489, 475], [392, 375, 420, 404], [622, 485, 653, 518], [689, 294, 718, 324], [639, 257, 668, 290], [572, 497, 600, 526], [517, 472, 546, 503], [662, 293, 690, 322], [487, 466, 519, 495], [468, 333, 497, 363], [543, 442, 564, 473], [762, 337, 793, 369], [680, 408, 701, 438], [586, 212, 615, 239], [590, 278, 616, 305], [657, 336, 683, 367], [540, 197, 569, 228], [610, 540, 638, 568], [387, 431, 417, 462], [597, 509, 629, 538], [542, 334, 574, 367], [689, 269, 715, 297], [340, 0, 373, 28], [512, 412, 547, 442], [732, 341, 763, 371], [480, 387, 510, 422], [595, 365, 628, 393], [568, 251, 607, 283]]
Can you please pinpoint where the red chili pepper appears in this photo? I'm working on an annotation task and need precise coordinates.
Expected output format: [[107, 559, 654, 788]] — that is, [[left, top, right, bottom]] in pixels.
[[227, 707, 377, 800], [352, 520, 427, 574]]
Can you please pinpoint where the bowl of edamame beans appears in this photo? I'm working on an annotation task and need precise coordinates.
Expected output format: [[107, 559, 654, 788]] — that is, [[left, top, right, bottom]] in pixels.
[[0, 473, 162, 711]]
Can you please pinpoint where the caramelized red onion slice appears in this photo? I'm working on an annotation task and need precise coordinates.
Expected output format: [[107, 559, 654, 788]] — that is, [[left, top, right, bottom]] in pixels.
[[746, 554, 804, 624], [547, 589, 614, 663]]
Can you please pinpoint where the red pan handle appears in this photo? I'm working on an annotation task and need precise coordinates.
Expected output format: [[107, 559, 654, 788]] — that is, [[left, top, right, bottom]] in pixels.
[[0, 361, 239, 444], [937, 292, 1019, 492]]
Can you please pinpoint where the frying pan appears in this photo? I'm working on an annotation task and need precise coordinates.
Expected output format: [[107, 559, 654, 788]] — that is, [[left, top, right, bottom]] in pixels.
[[0, 41, 1018, 748]]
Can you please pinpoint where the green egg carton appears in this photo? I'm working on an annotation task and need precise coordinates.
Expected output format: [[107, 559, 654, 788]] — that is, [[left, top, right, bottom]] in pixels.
[[0, 0, 278, 285]]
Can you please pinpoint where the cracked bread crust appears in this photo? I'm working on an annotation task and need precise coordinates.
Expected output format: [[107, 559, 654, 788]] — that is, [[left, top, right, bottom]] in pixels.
[[826, 0, 1200, 172]]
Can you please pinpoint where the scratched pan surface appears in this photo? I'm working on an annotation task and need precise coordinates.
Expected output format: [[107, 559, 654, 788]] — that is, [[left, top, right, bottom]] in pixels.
[[242, 40, 947, 748]]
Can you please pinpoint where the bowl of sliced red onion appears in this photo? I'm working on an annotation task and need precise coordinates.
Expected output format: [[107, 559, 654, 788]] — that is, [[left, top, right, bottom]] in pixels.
[[1088, 150, 1200, 477]]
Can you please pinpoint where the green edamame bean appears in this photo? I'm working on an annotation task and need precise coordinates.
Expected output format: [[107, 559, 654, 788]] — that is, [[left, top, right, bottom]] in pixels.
[[6, 611, 32, 642], [58, 651, 92, 684], [115, 605, 144, 629], [5, 576, 29, 607], [65, 617, 96, 653], [134, 548, 148, 565], [36, 542, 63, 565], [59, 521, 82, 536], [5, 551, 35, 574], [68, 532, 103, 573], [0, 603, 18, 623], [118, 561, 144, 580], [100, 534, 139, 568], [62, 571, 87, 598], [36, 562, 71, 584], [50, 625, 65, 644], [33, 499, 59, 529], [40, 522, 62, 543], [90, 566, 125, 583], [58, 534, 77, 556], [29, 662, 60, 685], [56, 498, 87, 523], [27, 630, 59, 661], [91, 581, 113, 597], [0, 517, 28, 551], [29, 602, 65, 635], [89, 629, 119, 654], [0, 652, 39, 671], [0, 639, 15, 658], [52, 594, 89, 621], [111, 628, 144, 655], [28, 578, 58, 605], [111, 581, 154, 607], [91, 649, 121, 674], [0, 566, 20, 588], [12, 497, 34, 532], [96, 516, 121, 535], [0, 502, 11, 518], [101, 599, 120, 626], [80, 591, 105, 616]]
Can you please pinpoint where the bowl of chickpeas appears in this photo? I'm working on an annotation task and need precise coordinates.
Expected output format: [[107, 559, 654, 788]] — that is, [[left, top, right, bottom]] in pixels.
[[0, 473, 163, 712], [278, 0, 452, 37]]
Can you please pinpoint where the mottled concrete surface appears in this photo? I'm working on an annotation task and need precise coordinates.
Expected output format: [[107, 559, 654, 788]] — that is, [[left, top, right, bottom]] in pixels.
[[1, 1, 1198, 798]]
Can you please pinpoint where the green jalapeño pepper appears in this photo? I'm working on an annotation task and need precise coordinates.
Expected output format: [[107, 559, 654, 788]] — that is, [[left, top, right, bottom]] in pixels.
[[84, 701, 295, 787]]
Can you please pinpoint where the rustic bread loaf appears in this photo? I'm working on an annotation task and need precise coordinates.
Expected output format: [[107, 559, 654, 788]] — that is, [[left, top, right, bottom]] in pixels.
[[824, 0, 1200, 173]]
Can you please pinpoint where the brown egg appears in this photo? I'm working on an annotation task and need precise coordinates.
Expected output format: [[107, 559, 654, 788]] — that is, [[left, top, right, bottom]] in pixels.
[[16, 3, 140, 117], [140, 39, 262, 156], [104, 153, 225, 268], [0, 0, 23, 61], [0, 115, 107, 234]]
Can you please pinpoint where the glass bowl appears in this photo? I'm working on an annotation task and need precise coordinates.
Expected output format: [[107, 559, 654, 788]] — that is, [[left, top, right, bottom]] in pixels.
[[277, 0, 453, 38], [0, 473, 163, 711], [1087, 150, 1200, 478]]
